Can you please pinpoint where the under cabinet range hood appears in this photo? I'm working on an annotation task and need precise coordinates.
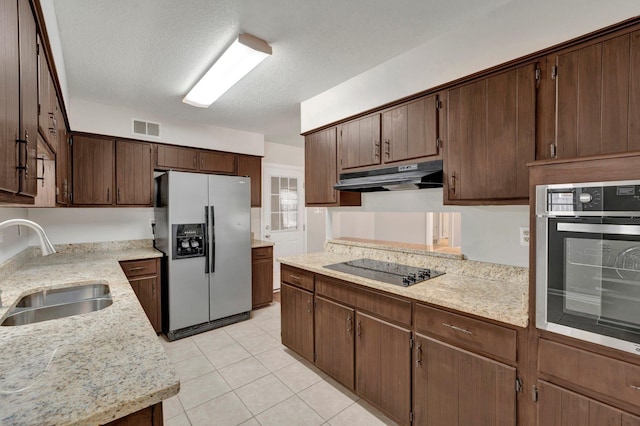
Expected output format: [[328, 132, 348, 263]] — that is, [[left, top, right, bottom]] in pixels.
[[333, 160, 443, 192]]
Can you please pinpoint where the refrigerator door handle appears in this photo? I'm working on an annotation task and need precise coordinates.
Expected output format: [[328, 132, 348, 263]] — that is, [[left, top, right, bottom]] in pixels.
[[210, 205, 216, 273], [204, 206, 210, 274]]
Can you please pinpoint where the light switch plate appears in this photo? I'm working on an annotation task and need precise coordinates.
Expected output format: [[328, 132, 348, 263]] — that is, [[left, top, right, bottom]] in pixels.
[[519, 227, 530, 246]]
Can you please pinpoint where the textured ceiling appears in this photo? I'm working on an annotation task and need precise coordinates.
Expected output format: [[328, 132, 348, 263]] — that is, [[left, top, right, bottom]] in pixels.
[[52, 0, 510, 146]]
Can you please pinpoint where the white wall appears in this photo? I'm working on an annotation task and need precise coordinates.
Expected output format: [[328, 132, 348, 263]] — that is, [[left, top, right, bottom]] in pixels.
[[301, 0, 640, 132], [70, 98, 264, 156], [329, 190, 529, 267], [28, 208, 155, 244], [0, 208, 32, 263], [263, 141, 304, 167]]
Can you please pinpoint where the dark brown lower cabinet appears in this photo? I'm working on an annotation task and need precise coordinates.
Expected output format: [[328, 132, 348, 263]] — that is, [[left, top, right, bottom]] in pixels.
[[355, 311, 411, 425], [281, 282, 314, 362], [104, 401, 163, 425], [251, 246, 273, 309], [414, 334, 516, 426], [314, 296, 355, 389], [120, 259, 161, 332], [538, 381, 640, 426]]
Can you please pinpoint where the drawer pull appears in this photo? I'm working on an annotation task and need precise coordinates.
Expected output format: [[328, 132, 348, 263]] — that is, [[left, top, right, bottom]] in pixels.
[[630, 385, 640, 390], [289, 275, 301, 282], [128, 267, 146, 271], [442, 322, 473, 335]]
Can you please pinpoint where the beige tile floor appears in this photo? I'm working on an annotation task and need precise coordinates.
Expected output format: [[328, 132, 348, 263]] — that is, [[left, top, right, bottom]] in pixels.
[[159, 302, 397, 426]]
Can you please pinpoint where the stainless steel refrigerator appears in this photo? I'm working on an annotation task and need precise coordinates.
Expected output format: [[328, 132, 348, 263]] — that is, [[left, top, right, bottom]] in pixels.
[[154, 171, 251, 341]]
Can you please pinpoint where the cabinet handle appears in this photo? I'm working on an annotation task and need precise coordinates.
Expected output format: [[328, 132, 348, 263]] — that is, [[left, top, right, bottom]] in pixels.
[[630, 385, 640, 390], [117, 188, 121, 202], [152, 280, 156, 297], [347, 315, 352, 333], [200, 157, 203, 168], [356, 320, 361, 337], [384, 139, 390, 158], [128, 267, 146, 271], [107, 188, 110, 202], [442, 322, 473, 335], [549, 143, 557, 159], [194, 155, 197, 167], [374, 141, 380, 158], [289, 274, 301, 282], [416, 341, 422, 366], [307, 298, 312, 313], [450, 172, 456, 195]]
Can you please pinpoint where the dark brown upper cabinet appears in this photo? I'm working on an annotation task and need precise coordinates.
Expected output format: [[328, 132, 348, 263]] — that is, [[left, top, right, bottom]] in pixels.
[[71, 135, 114, 205], [305, 127, 361, 207], [538, 27, 640, 161], [198, 151, 237, 175], [444, 63, 536, 204], [237, 154, 262, 207], [382, 94, 440, 164], [115, 140, 153, 206], [37, 36, 58, 153], [55, 96, 70, 205], [338, 114, 381, 170], [155, 144, 198, 171]]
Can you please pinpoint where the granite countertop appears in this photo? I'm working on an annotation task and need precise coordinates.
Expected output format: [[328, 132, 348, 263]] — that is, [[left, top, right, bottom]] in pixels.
[[251, 239, 274, 248], [0, 247, 179, 425], [279, 252, 528, 328]]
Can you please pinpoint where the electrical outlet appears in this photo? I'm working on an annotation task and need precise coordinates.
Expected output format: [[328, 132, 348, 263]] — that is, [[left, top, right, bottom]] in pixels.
[[519, 227, 530, 246]]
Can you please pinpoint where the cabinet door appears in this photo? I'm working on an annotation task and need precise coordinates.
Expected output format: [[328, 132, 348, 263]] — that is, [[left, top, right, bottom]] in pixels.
[[155, 145, 197, 170], [537, 381, 632, 426], [415, 335, 516, 426], [315, 296, 355, 389], [305, 127, 338, 205], [281, 282, 314, 362], [72, 135, 114, 205], [339, 115, 381, 170], [130, 276, 160, 332], [18, 0, 38, 198], [199, 151, 237, 174], [355, 311, 411, 425], [55, 99, 70, 205], [237, 155, 262, 207], [251, 254, 273, 308], [446, 63, 535, 202], [383, 95, 439, 163], [115, 140, 152, 206], [0, 0, 20, 196], [37, 36, 56, 150], [554, 30, 640, 158]]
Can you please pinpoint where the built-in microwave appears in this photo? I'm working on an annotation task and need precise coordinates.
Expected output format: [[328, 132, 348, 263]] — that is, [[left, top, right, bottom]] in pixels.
[[536, 180, 640, 355]]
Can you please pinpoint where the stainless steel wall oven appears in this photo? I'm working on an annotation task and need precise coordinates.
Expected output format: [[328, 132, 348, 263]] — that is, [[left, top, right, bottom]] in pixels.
[[536, 180, 640, 354]]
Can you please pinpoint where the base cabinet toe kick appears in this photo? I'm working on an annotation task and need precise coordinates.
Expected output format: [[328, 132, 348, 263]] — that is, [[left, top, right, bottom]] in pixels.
[[279, 264, 524, 426]]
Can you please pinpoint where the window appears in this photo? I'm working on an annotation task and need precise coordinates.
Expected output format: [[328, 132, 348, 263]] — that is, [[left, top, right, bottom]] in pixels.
[[270, 176, 298, 231]]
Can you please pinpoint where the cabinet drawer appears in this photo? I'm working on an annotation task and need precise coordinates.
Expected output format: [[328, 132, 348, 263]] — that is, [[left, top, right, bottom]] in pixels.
[[414, 303, 517, 363], [316, 274, 412, 327], [252, 246, 273, 260], [120, 259, 158, 278], [281, 265, 314, 291], [539, 339, 640, 410]]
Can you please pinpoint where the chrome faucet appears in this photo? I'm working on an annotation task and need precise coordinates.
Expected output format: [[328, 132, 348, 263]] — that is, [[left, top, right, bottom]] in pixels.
[[0, 219, 56, 256]]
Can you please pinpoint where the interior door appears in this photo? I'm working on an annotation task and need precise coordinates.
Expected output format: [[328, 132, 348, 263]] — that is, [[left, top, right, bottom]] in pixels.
[[262, 164, 305, 290]]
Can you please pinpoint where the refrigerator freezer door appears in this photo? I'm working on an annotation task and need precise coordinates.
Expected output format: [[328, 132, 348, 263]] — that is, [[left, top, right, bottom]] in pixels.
[[208, 175, 252, 321], [167, 171, 210, 331]]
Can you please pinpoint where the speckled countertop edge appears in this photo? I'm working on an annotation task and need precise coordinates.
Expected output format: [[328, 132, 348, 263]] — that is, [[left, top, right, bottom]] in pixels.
[[0, 244, 178, 426], [279, 251, 529, 328]]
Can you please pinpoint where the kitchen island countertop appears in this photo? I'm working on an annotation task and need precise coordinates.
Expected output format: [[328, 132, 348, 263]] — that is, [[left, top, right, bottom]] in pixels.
[[0, 246, 179, 426], [279, 251, 528, 328]]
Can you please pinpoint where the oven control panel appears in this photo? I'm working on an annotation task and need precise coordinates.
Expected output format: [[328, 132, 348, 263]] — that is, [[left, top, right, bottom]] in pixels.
[[539, 180, 640, 216]]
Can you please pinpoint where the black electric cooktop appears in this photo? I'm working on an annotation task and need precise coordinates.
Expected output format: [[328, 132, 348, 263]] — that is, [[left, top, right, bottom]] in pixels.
[[324, 258, 445, 287]]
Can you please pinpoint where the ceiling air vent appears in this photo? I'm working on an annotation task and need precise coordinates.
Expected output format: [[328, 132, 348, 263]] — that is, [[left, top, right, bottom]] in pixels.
[[132, 119, 161, 138]]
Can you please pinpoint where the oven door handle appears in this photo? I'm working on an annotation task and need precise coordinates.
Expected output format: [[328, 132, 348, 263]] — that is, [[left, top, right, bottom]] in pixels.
[[557, 223, 640, 235]]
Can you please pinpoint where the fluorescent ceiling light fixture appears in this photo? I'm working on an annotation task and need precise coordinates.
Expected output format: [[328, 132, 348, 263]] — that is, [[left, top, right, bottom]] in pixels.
[[183, 33, 272, 107]]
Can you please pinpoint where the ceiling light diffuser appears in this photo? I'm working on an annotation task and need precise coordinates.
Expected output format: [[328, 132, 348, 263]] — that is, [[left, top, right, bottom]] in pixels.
[[183, 33, 272, 108]]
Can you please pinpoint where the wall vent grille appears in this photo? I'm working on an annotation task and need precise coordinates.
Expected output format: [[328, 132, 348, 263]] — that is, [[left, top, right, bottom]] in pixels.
[[132, 119, 161, 138]]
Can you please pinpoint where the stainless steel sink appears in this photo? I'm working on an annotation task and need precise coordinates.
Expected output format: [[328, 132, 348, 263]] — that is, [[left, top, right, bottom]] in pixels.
[[15, 284, 110, 308], [1, 283, 112, 326]]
